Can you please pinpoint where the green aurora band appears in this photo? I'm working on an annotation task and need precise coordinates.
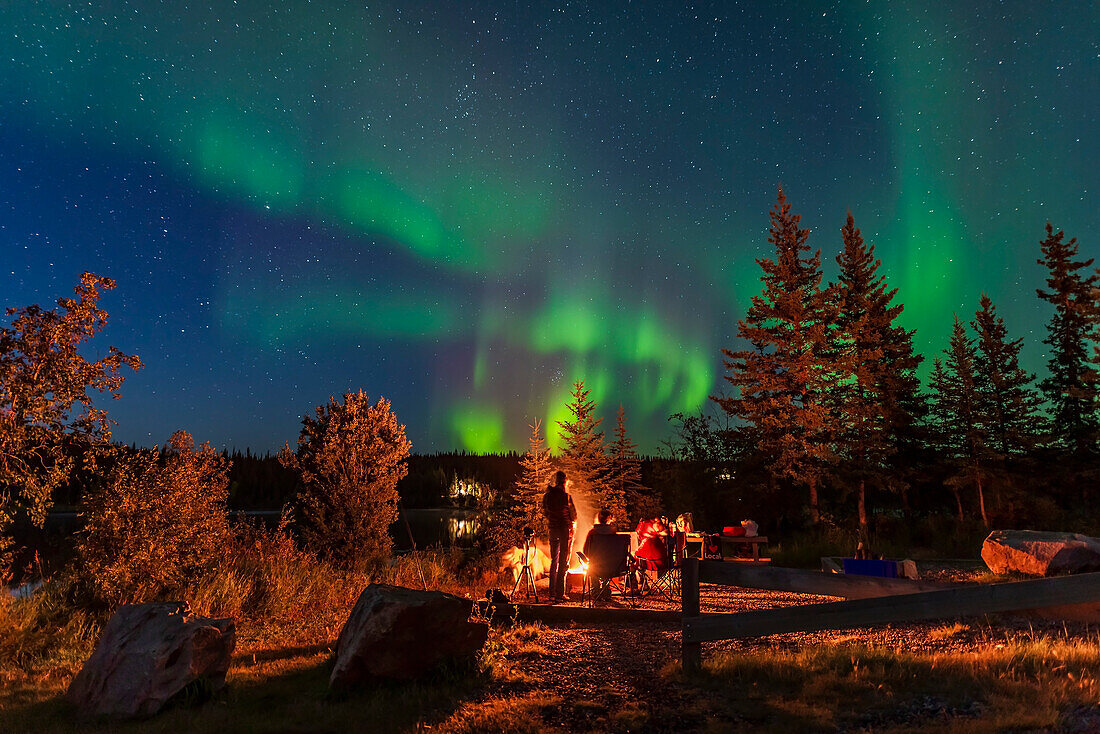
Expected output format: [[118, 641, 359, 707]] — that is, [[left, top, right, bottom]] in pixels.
[[2, 2, 1095, 453]]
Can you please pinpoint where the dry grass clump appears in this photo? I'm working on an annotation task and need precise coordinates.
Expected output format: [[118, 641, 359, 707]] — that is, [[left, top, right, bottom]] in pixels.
[[438, 692, 564, 734], [697, 634, 1100, 732], [187, 516, 360, 625], [0, 576, 100, 719], [188, 516, 494, 629]]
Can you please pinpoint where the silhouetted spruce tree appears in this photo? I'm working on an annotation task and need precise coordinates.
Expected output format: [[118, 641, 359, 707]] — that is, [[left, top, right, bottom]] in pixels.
[[928, 318, 990, 526], [492, 419, 554, 549], [829, 212, 922, 539], [608, 404, 655, 525], [556, 380, 615, 520], [715, 187, 837, 524], [971, 293, 1042, 459], [1036, 224, 1099, 466]]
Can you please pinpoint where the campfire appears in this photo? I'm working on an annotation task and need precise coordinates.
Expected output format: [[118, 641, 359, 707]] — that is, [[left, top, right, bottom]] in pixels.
[[566, 557, 588, 593]]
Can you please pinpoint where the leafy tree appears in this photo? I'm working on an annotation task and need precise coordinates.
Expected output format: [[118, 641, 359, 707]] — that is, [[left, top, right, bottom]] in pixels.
[[928, 318, 990, 526], [829, 212, 922, 538], [76, 431, 230, 605], [663, 407, 740, 464], [608, 404, 656, 524], [715, 187, 837, 523], [971, 294, 1042, 459], [490, 419, 554, 549], [0, 272, 141, 566], [556, 380, 615, 519], [280, 391, 411, 570], [1036, 224, 1099, 462]]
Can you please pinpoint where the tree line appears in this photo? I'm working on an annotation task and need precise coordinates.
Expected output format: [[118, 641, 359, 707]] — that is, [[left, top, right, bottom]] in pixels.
[[706, 189, 1098, 545], [1, 189, 1096, 595]]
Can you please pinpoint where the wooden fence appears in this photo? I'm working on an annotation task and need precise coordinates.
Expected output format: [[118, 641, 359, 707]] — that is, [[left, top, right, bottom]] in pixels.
[[680, 557, 1100, 672]]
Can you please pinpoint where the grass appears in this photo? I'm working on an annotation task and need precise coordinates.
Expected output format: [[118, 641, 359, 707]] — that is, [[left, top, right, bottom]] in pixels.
[[0, 620, 551, 733], [0, 532, 512, 734], [770, 516, 993, 569], [5, 522, 1100, 733], [7, 584, 1100, 733], [683, 634, 1100, 733]]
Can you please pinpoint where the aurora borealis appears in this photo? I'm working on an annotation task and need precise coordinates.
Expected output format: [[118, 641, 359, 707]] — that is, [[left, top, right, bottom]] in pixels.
[[1, 2, 1097, 454]]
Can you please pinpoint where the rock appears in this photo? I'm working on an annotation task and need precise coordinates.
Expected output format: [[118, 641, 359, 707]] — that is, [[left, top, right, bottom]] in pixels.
[[981, 530, 1100, 576], [330, 583, 488, 691], [66, 602, 235, 718]]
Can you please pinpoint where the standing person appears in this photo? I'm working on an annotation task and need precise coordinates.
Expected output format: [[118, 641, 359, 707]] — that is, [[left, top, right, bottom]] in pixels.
[[542, 470, 577, 602]]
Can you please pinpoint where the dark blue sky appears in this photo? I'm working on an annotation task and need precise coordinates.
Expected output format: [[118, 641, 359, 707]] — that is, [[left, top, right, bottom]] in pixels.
[[2, 1, 1097, 453]]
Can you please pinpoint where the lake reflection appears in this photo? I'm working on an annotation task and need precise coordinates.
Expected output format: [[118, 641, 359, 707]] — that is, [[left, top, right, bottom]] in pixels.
[[392, 508, 485, 551]]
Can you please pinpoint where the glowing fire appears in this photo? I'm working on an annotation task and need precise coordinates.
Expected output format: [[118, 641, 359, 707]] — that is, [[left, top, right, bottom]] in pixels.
[[566, 557, 588, 592]]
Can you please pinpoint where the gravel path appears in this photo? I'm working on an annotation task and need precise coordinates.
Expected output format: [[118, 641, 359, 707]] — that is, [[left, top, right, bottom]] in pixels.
[[478, 573, 1100, 732]]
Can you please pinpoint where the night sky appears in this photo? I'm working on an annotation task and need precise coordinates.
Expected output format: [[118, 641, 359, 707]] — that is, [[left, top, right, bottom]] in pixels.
[[2, 2, 1097, 454]]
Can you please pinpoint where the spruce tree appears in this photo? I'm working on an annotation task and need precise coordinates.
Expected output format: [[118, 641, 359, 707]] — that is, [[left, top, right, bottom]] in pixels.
[[1036, 223, 1099, 463], [608, 404, 655, 525], [556, 380, 615, 519], [715, 187, 837, 523], [830, 212, 922, 538], [928, 318, 990, 526], [491, 419, 554, 549], [971, 293, 1042, 459]]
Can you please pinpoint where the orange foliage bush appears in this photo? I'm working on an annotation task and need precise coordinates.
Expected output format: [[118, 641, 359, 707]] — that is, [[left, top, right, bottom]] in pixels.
[[0, 272, 141, 566], [280, 391, 410, 570], [75, 431, 230, 605]]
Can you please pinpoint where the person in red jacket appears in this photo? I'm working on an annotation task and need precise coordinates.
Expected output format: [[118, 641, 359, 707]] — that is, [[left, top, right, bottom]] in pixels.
[[634, 517, 670, 572]]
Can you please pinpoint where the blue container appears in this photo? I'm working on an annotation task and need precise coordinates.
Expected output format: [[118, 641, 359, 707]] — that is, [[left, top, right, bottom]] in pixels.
[[842, 558, 898, 578]]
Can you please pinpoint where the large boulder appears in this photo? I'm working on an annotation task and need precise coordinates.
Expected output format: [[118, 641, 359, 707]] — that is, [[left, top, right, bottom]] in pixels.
[[67, 602, 235, 718], [330, 584, 488, 691], [982, 530, 1100, 576]]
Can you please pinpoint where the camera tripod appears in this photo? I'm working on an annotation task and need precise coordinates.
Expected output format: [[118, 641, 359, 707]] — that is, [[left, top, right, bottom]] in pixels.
[[511, 536, 539, 603]]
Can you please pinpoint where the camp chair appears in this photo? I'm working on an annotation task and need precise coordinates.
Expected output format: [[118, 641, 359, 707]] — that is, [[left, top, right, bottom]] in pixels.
[[578, 533, 639, 608], [638, 531, 683, 602]]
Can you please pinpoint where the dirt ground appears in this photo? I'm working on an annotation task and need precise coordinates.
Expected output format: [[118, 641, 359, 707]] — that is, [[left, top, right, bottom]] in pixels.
[[470, 572, 1100, 733]]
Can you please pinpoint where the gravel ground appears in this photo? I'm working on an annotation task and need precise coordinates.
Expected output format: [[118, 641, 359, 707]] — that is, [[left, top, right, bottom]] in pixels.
[[479, 568, 1100, 732]]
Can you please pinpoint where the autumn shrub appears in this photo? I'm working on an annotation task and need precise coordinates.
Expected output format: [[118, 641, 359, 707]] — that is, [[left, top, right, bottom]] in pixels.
[[0, 272, 141, 568], [75, 431, 230, 606], [186, 519, 484, 634], [280, 391, 411, 571], [187, 514, 361, 624]]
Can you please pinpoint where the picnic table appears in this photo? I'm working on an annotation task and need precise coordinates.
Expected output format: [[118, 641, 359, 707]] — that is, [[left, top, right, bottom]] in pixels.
[[683, 533, 770, 563], [718, 535, 769, 562]]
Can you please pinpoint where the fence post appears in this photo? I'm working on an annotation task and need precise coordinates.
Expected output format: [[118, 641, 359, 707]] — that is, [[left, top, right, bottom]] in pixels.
[[682, 557, 701, 673]]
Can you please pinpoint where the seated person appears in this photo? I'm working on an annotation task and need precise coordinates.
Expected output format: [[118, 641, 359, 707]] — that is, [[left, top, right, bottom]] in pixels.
[[583, 508, 617, 557], [634, 517, 670, 571]]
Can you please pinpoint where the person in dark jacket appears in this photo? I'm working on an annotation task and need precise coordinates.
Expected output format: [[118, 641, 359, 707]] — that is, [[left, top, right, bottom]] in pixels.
[[542, 470, 577, 602], [583, 508, 617, 557]]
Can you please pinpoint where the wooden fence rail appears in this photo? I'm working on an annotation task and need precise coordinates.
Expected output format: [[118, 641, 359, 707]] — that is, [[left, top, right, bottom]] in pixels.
[[680, 557, 1100, 672]]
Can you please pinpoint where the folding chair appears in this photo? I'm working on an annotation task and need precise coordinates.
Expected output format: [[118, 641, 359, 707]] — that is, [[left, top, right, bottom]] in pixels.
[[640, 531, 682, 602], [578, 533, 639, 607]]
